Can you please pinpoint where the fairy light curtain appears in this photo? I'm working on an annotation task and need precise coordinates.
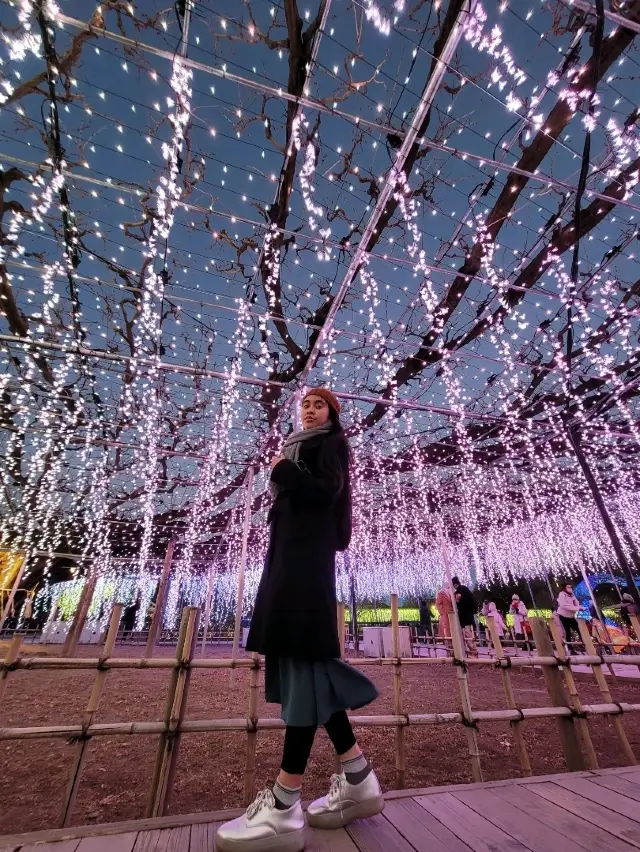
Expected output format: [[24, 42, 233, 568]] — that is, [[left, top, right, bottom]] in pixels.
[[0, 0, 639, 624]]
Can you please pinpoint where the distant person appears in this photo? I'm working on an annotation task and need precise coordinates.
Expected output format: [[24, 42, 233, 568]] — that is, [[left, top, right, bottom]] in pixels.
[[509, 595, 528, 642], [621, 593, 639, 638], [122, 596, 140, 635], [557, 583, 581, 645], [486, 602, 506, 637], [435, 587, 453, 639], [418, 598, 433, 639], [452, 576, 479, 656]]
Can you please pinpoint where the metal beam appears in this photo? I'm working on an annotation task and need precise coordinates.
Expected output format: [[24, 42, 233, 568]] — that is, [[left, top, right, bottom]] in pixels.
[[296, 0, 474, 385], [554, 0, 640, 34], [49, 16, 640, 214]]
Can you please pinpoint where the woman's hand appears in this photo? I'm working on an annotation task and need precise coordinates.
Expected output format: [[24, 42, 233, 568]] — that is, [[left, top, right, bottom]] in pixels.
[[270, 455, 285, 469]]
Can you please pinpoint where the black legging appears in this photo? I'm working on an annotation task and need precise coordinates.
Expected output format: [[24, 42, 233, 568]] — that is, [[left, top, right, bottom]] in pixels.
[[281, 710, 356, 775], [559, 615, 580, 644]]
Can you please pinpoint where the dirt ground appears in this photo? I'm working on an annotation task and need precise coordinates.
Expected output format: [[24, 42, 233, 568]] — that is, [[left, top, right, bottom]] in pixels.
[[1, 643, 640, 836]]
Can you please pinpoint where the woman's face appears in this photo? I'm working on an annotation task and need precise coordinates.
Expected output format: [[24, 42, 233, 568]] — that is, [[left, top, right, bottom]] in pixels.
[[302, 395, 330, 429], [565, 585, 573, 595]]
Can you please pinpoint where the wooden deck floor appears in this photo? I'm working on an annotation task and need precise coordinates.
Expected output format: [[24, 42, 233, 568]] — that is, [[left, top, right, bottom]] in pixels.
[[2, 767, 640, 852]]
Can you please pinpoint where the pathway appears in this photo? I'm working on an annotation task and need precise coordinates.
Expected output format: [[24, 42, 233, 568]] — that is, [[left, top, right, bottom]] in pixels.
[[2, 767, 640, 852]]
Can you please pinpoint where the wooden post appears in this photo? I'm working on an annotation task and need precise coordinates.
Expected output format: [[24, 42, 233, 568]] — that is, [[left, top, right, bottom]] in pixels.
[[62, 572, 97, 658], [231, 466, 254, 687], [529, 617, 585, 772], [548, 617, 598, 770], [440, 532, 483, 783], [59, 603, 123, 827], [337, 602, 346, 658], [577, 618, 636, 765], [0, 633, 24, 706], [147, 606, 199, 817], [243, 652, 260, 806], [485, 616, 532, 777], [390, 593, 405, 789], [146, 538, 176, 658]]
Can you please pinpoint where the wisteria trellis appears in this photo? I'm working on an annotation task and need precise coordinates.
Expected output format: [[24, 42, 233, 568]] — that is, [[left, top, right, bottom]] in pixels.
[[0, 0, 639, 628]]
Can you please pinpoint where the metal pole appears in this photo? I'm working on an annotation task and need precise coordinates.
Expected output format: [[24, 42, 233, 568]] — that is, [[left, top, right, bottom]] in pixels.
[[295, 0, 476, 385], [345, 552, 359, 653], [201, 560, 216, 658], [579, 559, 603, 622], [577, 557, 616, 656], [567, 427, 640, 613], [545, 573, 556, 607], [178, 0, 193, 58], [145, 538, 176, 658], [230, 466, 255, 685], [526, 579, 539, 615], [201, 511, 235, 657]]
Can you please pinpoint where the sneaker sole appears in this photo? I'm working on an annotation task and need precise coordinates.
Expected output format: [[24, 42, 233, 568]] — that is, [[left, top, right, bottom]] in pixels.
[[306, 795, 385, 830], [215, 827, 305, 852]]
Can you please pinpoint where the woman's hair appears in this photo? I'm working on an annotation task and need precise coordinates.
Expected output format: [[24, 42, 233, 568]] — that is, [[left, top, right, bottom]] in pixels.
[[561, 583, 573, 593]]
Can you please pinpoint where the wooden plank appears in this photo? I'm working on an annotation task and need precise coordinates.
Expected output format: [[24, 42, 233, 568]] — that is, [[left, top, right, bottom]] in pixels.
[[304, 826, 360, 852], [382, 768, 603, 802], [0, 809, 245, 848], [491, 783, 634, 852], [453, 787, 586, 852], [204, 823, 219, 852], [527, 782, 640, 848], [189, 823, 212, 852], [19, 843, 81, 852], [156, 827, 191, 852], [133, 830, 164, 852], [415, 792, 531, 852], [618, 767, 640, 785], [552, 775, 640, 823], [590, 774, 640, 803], [346, 813, 416, 852], [383, 798, 472, 852], [76, 833, 138, 852]]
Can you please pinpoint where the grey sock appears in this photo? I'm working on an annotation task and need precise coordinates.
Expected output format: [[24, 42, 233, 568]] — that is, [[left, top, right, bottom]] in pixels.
[[342, 753, 371, 785], [273, 780, 301, 810]]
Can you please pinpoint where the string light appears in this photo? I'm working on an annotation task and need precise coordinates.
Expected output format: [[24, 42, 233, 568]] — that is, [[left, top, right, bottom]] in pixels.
[[0, 0, 639, 631]]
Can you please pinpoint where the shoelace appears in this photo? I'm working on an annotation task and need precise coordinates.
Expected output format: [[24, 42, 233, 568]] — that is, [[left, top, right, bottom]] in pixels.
[[246, 788, 275, 820], [327, 773, 346, 805]]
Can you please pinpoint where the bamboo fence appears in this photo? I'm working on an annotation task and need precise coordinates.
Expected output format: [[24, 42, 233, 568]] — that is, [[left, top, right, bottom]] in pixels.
[[1, 597, 640, 830]]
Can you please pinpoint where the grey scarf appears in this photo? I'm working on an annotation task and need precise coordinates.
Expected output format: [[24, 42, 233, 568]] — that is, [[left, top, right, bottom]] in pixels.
[[271, 423, 332, 497]]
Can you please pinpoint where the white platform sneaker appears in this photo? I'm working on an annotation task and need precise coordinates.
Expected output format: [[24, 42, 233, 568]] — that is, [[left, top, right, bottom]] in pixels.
[[307, 771, 384, 830], [215, 788, 305, 852]]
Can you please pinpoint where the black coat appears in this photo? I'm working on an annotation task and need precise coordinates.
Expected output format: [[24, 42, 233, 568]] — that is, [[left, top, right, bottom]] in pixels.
[[455, 584, 478, 628], [246, 427, 351, 661]]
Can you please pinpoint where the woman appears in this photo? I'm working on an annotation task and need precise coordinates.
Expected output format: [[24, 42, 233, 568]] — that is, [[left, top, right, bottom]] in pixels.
[[557, 583, 581, 645], [435, 586, 453, 639], [621, 592, 639, 626], [509, 595, 529, 641], [486, 601, 506, 637], [217, 389, 382, 852]]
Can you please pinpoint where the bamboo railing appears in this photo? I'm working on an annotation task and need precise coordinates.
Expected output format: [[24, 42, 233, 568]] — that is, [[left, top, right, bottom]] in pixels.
[[1, 598, 639, 830]]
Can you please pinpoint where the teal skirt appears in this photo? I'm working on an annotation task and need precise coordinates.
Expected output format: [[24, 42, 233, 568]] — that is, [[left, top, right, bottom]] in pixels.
[[265, 656, 379, 727]]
